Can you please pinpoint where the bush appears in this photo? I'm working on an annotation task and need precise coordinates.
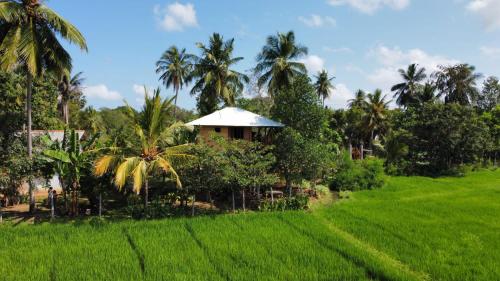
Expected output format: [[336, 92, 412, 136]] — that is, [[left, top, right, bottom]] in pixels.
[[330, 153, 386, 191], [259, 195, 309, 212]]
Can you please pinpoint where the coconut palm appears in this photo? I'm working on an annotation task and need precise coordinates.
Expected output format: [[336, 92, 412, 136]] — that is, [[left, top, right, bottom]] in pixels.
[[348, 90, 367, 109], [58, 71, 84, 125], [314, 70, 335, 106], [0, 0, 87, 212], [190, 33, 249, 115], [433, 64, 481, 105], [391, 64, 426, 108], [363, 89, 391, 149], [418, 82, 437, 104], [156, 46, 192, 120], [94, 87, 189, 208], [254, 31, 308, 96]]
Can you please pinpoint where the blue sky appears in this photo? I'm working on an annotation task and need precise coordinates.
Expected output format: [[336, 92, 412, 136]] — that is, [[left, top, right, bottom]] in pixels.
[[50, 0, 500, 110]]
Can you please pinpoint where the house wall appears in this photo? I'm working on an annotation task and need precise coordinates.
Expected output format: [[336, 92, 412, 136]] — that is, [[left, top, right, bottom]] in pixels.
[[199, 126, 252, 143]]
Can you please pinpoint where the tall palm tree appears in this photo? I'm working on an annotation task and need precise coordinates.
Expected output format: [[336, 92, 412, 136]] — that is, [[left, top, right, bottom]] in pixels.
[[391, 64, 426, 108], [95, 88, 189, 208], [190, 33, 249, 115], [348, 90, 367, 109], [433, 64, 481, 105], [0, 0, 87, 212], [314, 70, 335, 106], [363, 89, 391, 150], [58, 71, 84, 125], [254, 31, 308, 96], [418, 82, 437, 104], [156, 46, 192, 120]]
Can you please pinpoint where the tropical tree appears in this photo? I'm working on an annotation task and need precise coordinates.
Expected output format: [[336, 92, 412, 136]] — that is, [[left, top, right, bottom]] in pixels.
[[190, 33, 249, 115], [391, 64, 426, 108], [43, 129, 98, 215], [94, 88, 189, 208], [433, 64, 481, 105], [477, 76, 500, 111], [418, 82, 437, 104], [363, 89, 391, 149], [314, 70, 335, 106], [58, 71, 84, 125], [348, 90, 367, 109], [254, 31, 308, 96], [0, 0, 87, 212], [156, 46, 192, 120]]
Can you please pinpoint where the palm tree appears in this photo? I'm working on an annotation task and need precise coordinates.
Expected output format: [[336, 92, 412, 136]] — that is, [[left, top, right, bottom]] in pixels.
[[190, 33, 249, 115], [348, 90, 367, 109], [418, 82, 437, 104], [254, 31, 308, 96], [363, 89, 391, 150], [94, 88, 189, 208], [314, 70, 335, 106], [433, 64, 481, 105], [0, 0, 87, 212], [391, 64, 426, 108], [58, 71, 84, 125], [156, 46, 192, 120]]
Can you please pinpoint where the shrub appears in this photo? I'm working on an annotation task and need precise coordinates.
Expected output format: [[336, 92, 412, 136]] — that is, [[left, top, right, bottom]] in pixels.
[[259, 195, 309, 212], [330, 153, 386, 191]]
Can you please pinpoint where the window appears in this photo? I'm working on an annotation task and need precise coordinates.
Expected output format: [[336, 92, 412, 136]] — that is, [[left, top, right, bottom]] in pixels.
[[214, 127, 221, 133], [231, 127, 245, 139]]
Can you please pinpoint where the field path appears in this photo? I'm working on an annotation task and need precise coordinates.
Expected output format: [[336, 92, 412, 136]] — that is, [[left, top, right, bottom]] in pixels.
[[312, 212, 431, 281]]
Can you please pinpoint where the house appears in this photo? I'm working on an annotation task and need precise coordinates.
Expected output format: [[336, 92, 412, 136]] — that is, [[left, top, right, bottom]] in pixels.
[[186, 107, 284, 142]]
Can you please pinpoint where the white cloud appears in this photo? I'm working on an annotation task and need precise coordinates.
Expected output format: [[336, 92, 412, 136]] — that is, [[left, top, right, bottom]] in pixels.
[[300, 55, 326, 74], [327, 0, 410, 14], [298, 14, 336, 27], [467, 0, 500, 31], [323, 46, 353, 53], [154, 2, 198, 32], [83, 84, 122, 101], [133, 84, 155, 105], [367, 45, 458, 90], [325, 83, 355, 109], [480, 46, 500, 58]]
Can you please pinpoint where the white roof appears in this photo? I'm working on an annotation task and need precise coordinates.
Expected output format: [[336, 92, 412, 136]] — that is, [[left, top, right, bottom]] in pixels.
[[187, 107, 284, 127]]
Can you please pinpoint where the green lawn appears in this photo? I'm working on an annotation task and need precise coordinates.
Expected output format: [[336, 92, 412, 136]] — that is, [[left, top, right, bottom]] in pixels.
[[1, 170, 499, 281]]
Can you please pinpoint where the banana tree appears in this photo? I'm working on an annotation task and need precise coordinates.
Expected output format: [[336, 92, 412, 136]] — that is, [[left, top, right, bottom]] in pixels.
[[43, 129, 98, 215]]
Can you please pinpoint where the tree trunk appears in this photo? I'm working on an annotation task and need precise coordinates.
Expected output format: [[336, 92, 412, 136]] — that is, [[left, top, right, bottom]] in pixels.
[[144, 179, 149, 210], [360, 143, 364, 160], [99, 193, 102, 218], [27, 72, 35, 214], [270, 187, 274, 205], [191, 194, 195, 217], [286, 176, 292, 197], [0, 200, 3, 223], [50, 191, 54, 220], [208, 191, 213, 210], [64, 102, 69, 125], [242, 189, 246, 212], [173, 87, 179, 121], [231, 189, 235, 213]]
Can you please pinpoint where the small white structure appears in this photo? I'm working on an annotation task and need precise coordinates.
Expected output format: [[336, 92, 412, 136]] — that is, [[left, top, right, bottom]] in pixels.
[[18, 130, 85, 193], [187, 107, 284, 142]]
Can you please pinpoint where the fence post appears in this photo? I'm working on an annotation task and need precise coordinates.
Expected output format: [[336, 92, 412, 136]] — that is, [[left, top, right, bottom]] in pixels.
[[360, 144, 364, 160]]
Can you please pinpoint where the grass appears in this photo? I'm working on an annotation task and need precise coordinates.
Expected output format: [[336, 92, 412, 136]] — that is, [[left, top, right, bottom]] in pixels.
[[0, 170, 498, 281]]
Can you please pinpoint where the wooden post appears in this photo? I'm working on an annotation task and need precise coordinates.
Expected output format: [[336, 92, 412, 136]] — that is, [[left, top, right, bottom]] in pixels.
[[232, 189, 236, 213], [270, 187, 274, 205], [242, 189, 246, 212], [349, 143, 353, 160], [50, 191, 54, 220], [98, 193, 102, 218], [191, 194, 195, 217], [0, 200, 3, 223], [360, 144, 364, 160]]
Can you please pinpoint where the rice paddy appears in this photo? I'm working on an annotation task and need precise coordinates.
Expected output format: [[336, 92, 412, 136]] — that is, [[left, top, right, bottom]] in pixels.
[[1, 170, 499, 281]]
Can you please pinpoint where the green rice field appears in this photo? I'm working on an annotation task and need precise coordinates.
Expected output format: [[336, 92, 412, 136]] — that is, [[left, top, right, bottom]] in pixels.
[[1, 170, 499, 281]]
